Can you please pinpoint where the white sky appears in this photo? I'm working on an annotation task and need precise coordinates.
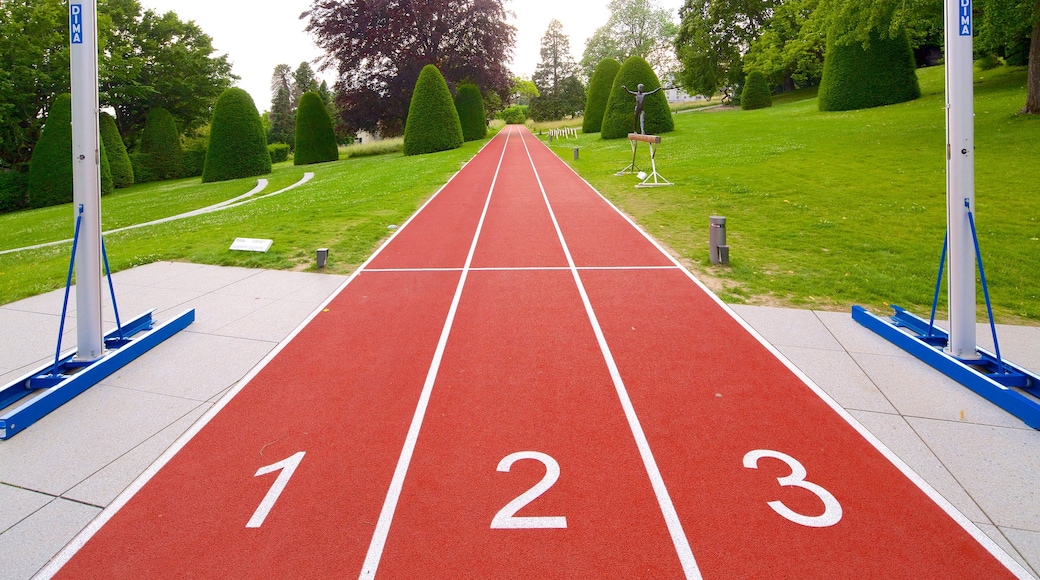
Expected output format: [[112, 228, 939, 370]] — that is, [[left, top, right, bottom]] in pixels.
[[139, 0, 684, 112]]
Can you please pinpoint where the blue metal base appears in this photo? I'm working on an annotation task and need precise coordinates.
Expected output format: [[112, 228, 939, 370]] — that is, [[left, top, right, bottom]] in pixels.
[[0, 309, 194, 439], [852, 305, 1040, 429]]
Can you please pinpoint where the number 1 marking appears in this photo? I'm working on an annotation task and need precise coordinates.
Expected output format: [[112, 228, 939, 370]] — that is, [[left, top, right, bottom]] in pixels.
[[743, 449, 842, 528], [491, 451, 567, 529], [246, 451, 305, 528]]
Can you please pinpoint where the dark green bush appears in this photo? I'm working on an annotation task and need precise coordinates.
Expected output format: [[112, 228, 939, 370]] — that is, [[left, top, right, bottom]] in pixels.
[[741, 71, 773, 110], [583, 58, 621, 134], [0, 170, 28, 213], [28, 94, 113, 207], [454, 83, 488, 141], [818, 29, 921, 112], [203, 88, 272, 182], [99, 112, 133, 188], [294, 91, 339, 165], [498, 105, 528, 124], [601, 56, 673, 139], [180, 136, 209, 178], [268, 143, 290, 163], [28, 94, 75, 208], [403, 65, 464, 156], [139, 107, 183, 180], [129, 153, 156, 184]]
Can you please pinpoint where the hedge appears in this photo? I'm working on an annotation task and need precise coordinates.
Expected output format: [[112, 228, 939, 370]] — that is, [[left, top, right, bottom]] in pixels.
[[203, 87, 272, 182], [818, 29, 921, 112], [601, 56, 673, 139], [27, 94, 112, 208], [403, 65, 463, 156], [454, 83, 487, 141], [582, 58, 621, 134], [268, 143, 290, 164], [0, 170, 28, 213], [294, 91, 339, 165], [99, 112, 133, 187], [741, 71, 773, 110], [138, 107, 183, 181], [498, 105, 527, 124]]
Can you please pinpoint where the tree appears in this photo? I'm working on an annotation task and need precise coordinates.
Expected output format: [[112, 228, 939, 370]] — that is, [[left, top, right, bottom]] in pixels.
[[675, 0, 780, 97], [580, 0, 679, 84], [138, 107, 183, 180], [0, 0, 235, 170], [510, 77, 541, 105], [294, 62, 320, 96], [303, 0, 515, 136], [601, 56, 674, 138], [268, 65, 296, 146], [741, 70, 773, 109], [454, 83, 488, 141], [818, 28, 920, 111], [203, 88, 271, 182], [975, 0, 1040, 113], [583, 58, 622, 133], [402, 65, 463, 156], [530, 20, 586, 122], [742, 0, 827, 90], [294, 91, 339, 165]]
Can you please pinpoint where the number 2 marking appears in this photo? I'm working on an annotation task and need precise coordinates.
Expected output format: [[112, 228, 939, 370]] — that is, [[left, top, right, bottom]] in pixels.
[[743, 449, 842, 528], [246, 451, 305, 528], [491, 451, 567, 529]]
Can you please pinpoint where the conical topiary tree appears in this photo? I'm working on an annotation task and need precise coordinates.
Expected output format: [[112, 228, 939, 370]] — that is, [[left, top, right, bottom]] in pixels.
[[601, 56, 673, 139], [583, 58, 621, 134], [403, 65, 463, 156], [741, 71, 773, 110], [454, 83, 487, 142], [139, 107, 183, 180], [203, 87, 272, 182], [28, 94, 113, 208], [294, 91, 339, 165], [818, 28, 921, 112], [99, 111, 133, 187]]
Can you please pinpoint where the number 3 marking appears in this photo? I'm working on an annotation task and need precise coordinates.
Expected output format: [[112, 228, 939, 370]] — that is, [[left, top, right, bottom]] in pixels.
[[491, 451, 567, 529], [743, 449, 842, 528], [247, 451, 305, 528]]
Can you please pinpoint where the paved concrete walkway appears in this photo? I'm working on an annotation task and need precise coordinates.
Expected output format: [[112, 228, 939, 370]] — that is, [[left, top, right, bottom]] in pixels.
[[1, 261, 1037, 579]]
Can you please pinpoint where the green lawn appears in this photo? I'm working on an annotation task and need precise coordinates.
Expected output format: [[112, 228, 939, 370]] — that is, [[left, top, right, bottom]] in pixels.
[[545, 65, 1040, 323], [0, 139, 487, 305]]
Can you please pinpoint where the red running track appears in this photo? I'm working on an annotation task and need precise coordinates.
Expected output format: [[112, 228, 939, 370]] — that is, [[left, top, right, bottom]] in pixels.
[[45, 126, 1026, 578]]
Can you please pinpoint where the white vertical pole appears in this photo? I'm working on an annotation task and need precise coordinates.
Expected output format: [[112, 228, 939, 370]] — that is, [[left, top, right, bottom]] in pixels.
[[945, 0, 977, 358], [70, 1, 104, 360]]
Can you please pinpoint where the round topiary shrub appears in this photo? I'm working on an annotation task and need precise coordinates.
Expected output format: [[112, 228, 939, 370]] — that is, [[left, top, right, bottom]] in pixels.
[[403, 65, 463, 156], [294, 91, 339, 165], [139, 107, 183, 180], [203, 87, 272, 183], [818, 29, 921, 112], [583, 58, 621, 134], [28, 94, 113, 207], [99, 139, 113, 196], [601, 56, 673, 139], [454, 83, 487, 142], [741, 71, 773, 110], [99, 112, 133, 188], [268, 143, 290, 164]]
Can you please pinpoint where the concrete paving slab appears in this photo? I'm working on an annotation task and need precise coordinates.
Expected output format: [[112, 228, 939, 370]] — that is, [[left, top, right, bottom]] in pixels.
[[851, 352, 1028, 428], [976, 323, 1040, 372], [729, 304, 844, 351], [154, 291, 275, 335], [97, 284, 202, 326], [777, 345, 898, 413], [100, 331, 276, 402], [280, 274, 348, 305], [0, 498, 99, 580], [0, 483, 51, 533], [977, 522, 1035, 576], [63, 405, 209, 507], [906, 417, 1040, 532], [212, 298, 325, 343], [847, 409, 989, 523], [105, 260, 195, 288], [1002, 527, 1040, 578], [814, 309, 917, 358], [215, 268, 330, 300], [0, 386, 200, 496], [0, 310, 74, 375], [150, 263, 257, 293]]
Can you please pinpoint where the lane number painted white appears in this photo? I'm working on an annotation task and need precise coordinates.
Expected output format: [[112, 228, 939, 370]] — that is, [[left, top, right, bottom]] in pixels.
[[491, 451, 567, 529], [742, 449, 842, 528], [246, 451, 305, 528]]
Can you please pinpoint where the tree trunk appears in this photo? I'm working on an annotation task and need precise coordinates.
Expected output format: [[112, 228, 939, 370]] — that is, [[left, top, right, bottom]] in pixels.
[[1022, 11, 1040, 114]]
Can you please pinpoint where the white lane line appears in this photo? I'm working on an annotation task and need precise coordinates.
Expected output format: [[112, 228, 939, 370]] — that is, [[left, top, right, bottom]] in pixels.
[[358, 127, 513, 579], [363, 265, 680, 273], [518, 128, 702, 579], [35, 135, 506, 580]]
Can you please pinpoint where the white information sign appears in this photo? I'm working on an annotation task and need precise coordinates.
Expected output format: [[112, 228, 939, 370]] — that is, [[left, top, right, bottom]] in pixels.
[[230, 238, 273, 253]]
